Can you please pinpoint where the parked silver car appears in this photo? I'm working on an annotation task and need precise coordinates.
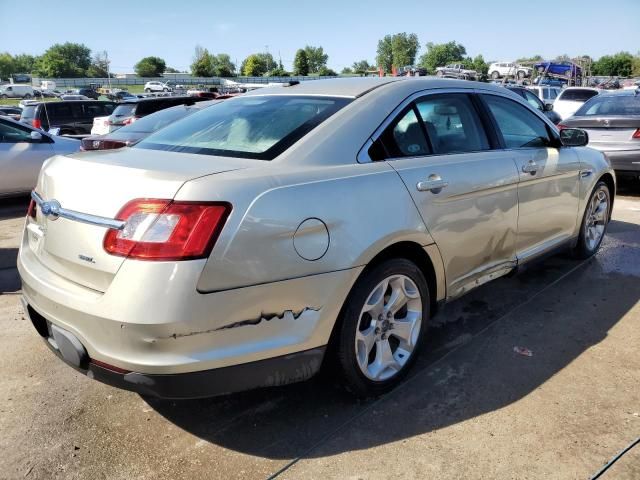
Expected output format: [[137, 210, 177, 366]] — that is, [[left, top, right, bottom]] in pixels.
[[18, 78, 615, 398], [560, 90, 640, 181], [0, 117, 80, 197]]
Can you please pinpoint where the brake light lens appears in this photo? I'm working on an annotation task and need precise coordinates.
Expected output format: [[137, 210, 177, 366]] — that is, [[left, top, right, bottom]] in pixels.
[[122, 116, 139, 125], [103, 199, 231, 261], [633, 129, 640, 139], [32, 118, 42, 129], [27, 198, 36, 218]]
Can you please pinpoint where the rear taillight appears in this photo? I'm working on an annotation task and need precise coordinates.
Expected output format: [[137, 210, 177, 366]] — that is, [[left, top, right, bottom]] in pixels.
[[103, 199, 231, 261], [122, 116, 139, 125], [633, 129, 640, 139], [32, 118, 41, 129], [27, 198, 36, 218]]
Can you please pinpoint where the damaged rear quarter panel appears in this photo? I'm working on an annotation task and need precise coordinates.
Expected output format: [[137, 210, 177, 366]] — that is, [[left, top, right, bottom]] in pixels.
[[176, 161, 433, 293]]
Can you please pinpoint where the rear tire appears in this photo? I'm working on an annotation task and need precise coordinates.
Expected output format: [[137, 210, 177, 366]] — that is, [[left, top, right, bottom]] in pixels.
[[335, 258, 429, 397], [144, 88, 151, 93], [436, 71, 444, 77], [24, 94, 32, 99], [572, 181, 610, 259], [517, 70, 525, 80], [491, 71, 500, 79]]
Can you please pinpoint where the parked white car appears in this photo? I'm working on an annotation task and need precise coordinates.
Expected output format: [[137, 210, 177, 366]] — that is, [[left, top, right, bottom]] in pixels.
[[527, 86, 562, 106], [488, 62, 532, 80], [553, 87, 600, 120], [0, 84, 35, 99], [144, 81, 172, 93]]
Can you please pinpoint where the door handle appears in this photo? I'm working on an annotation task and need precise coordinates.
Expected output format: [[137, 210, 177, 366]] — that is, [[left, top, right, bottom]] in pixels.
[[417, 174, 449, 194], [522, 161, 538, 175]]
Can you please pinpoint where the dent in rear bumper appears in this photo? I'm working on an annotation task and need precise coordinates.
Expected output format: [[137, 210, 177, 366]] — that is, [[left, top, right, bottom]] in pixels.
[[18, 241, 362, 375]]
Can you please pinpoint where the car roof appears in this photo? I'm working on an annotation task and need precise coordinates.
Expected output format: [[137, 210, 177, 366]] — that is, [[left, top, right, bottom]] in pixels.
[[119, 95, 195, 104], [562, 87, 598, 91], [243, 77, 513, 99]]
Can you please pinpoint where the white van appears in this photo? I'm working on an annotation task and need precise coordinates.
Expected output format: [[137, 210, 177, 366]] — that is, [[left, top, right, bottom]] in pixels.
[[0, 84, 35, 99]]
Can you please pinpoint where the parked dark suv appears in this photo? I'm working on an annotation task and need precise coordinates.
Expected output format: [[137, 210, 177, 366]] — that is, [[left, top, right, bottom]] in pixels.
[[107, 96, 210, 130], [20, 100, 116, 135], [73, 88, 100, 100]]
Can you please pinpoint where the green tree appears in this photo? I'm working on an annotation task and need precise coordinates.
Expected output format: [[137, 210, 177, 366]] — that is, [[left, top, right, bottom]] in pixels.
[[516, 54, 544, 63], [462, 54, 489, 76], [191, 46, 214, 76], [165, 67, 180, 73], [0, 53, 15, 79], [212, 54, 235, 77], [633, 53, 640, 76], [135, 56, 166, 77], [376, 33, 419, 73], [13, 54, 36, 73], [593, 52, 634, 77], [293, 49, 310, 76], [34, 42, 92, 77], [317, 66, 337, 76], [351, 60, 373, 75], [376, 35, 394, 73], [341, 67, 353, 74], [303, 45, 328, 73], [241, 53, 274, 76], [418, 41, 467, 74], [87, 50, 110, 77]]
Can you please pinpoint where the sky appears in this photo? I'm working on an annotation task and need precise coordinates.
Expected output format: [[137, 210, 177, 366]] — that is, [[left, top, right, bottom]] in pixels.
[[1, 0, 639, 73]]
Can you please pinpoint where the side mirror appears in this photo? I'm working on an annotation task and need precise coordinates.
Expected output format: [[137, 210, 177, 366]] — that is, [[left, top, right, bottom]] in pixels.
[[544, 103, 553, 111], [560, 128, 589, 147], [30, 131, 43, 142]]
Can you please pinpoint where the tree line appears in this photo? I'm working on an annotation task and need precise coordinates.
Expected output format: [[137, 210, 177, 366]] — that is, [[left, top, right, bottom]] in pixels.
[[2, 38, 639, 80]]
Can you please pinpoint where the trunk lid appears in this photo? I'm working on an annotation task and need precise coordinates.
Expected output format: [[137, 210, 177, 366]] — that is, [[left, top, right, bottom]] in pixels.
[[28, 148, 254, 292], [564, 116, 640, 151]]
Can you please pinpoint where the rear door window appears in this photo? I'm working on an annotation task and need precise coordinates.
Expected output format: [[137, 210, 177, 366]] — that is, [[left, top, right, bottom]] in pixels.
[[415, 94, 490, 154], [0, 119, 33, 143], [379, 107, 431, 158], [483, 94, 552, 149], [522, 90, 544, 111]]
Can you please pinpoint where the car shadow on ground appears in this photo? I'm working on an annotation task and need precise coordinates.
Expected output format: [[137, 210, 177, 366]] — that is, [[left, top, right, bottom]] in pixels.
[[148, 218, 640, 461]]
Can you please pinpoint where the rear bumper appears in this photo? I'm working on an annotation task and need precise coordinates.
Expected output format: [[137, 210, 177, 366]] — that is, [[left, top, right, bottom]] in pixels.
[[18, 232, 361, 377], [603, 149, 640, 175], [24, 298, 325, 399]]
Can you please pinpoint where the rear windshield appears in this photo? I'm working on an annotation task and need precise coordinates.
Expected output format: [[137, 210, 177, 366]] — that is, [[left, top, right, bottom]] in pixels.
[[20, 105, 36, 122], [136, 95, 351, 160], [559, 89, 599, 102], [112, 104, 137, 117], [575, 95, 640, 116], [115, 104, 199, 134]]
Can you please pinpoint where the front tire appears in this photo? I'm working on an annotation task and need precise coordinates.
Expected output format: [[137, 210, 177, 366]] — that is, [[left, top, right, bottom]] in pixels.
[[335, 258, 429, 397], [573, 181, 610, 259], [491, 71, 500, 79], [144, 88, 151, 93]]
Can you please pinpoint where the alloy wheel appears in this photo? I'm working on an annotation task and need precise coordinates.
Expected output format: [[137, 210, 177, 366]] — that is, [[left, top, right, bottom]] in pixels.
[[584, 186, 609, 251], [354, 275, 422, 381]]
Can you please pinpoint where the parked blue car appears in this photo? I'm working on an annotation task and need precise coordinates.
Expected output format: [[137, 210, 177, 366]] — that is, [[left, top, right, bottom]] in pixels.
[[534, 62, 582, 78]]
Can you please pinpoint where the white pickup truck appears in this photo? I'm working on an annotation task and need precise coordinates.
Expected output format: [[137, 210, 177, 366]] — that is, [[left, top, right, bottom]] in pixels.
[[435, 64, 478, 80]]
